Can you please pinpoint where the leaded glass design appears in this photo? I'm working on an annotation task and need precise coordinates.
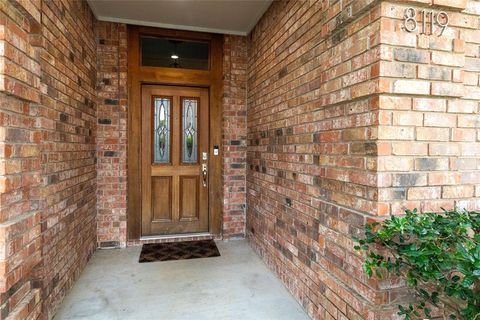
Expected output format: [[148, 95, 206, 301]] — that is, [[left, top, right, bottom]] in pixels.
[[153, 98, 171, 163], [182, 98, 198, 163]]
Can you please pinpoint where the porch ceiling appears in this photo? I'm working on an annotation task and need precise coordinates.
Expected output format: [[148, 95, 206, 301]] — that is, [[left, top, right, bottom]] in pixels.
[[87, 0, 272, 36]]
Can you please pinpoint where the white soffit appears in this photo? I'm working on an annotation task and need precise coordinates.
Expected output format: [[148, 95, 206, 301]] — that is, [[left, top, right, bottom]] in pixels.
[[87, 0, 273, 36]]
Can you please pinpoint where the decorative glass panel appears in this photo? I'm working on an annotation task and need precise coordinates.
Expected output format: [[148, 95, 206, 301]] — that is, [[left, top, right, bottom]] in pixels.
[[182, 98, 198, 163], [153, 98, 171, 163]]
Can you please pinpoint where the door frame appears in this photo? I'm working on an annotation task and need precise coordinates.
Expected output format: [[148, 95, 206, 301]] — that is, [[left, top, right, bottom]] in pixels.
[[127, 26, 223, 240]]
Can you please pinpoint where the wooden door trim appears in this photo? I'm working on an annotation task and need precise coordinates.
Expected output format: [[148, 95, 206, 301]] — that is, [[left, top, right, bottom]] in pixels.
[[127, 26, 223, 240]]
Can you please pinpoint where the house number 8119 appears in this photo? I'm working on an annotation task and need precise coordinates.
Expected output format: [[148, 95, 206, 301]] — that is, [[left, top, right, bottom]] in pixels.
[[403, 7, 449, 36]]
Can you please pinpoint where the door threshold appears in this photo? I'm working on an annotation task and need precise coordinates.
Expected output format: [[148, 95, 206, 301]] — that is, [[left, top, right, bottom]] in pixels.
[[139, 232, 213, 241]]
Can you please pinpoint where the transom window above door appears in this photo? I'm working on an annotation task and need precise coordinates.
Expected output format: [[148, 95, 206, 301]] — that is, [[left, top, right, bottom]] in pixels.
[[141, 36, 210, 70]]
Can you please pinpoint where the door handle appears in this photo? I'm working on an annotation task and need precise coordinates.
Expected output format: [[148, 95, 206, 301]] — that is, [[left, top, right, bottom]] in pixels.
[[202, 164, 208, 187]]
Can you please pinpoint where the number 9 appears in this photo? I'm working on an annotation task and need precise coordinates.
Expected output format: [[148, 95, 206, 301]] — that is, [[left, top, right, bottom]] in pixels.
[[436, 11, 449, 36]]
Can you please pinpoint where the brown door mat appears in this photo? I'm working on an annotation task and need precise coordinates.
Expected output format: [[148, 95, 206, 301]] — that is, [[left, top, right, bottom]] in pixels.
[[138, 239, 221, 263]]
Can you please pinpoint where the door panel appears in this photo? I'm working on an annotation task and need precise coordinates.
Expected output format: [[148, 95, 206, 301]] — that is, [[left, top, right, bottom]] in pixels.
[[179, 176, 199, 221], [151, 177, 172, 222], [141, 85, 209, 236]]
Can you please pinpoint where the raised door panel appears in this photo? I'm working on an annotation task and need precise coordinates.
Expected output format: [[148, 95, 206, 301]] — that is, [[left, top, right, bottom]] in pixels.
[[151, 177, 172, 222], [179, 176, 199, 221]]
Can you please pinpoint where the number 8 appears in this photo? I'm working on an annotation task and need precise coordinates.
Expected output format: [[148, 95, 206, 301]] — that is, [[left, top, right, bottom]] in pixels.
[[404, 8, 418, 33]]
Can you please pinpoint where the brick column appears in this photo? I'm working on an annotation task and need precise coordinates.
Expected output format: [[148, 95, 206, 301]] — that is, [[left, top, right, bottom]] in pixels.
[[376, 0, 480, 216], [95, 22, 128, 248], [0, 0, 43, 318], [222, 35, 248, 238]]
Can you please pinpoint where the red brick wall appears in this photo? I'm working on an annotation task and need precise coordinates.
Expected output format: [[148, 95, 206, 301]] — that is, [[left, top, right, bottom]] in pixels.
[[95, 22, 128, 248], [247, 0, 479, 319], [222, 35, 248, 238], [0, 0, 97, 318]]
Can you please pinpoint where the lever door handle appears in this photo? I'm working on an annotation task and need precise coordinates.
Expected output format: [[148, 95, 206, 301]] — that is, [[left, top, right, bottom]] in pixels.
[[202, 164, 207, 187]]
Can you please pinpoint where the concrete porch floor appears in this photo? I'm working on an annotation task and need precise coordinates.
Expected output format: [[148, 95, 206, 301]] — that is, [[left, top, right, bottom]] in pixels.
[[54, 240, 310, 320]]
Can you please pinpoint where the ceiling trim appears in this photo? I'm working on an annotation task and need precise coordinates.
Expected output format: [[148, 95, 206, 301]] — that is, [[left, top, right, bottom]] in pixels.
[[95, 15, 248, 36]]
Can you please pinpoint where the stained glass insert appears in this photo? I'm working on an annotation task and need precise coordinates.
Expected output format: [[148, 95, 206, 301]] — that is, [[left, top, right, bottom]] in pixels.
[[153, 98, 171, 163], [182, 98, 198, 163]]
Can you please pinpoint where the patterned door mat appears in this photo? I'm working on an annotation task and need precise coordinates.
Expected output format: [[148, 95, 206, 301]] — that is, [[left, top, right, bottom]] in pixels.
[[139, 239, 221, 263]]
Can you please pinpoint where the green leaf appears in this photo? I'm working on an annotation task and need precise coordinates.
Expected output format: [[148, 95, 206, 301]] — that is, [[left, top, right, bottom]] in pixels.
[[364, 264, 372, 278], [462, 276, 474, 287], [474, 245, 480, 260], [424, 307, 432, 318]]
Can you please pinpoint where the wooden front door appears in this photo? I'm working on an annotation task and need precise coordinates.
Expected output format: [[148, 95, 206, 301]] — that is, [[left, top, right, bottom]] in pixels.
[[141, 85, 209, 236]]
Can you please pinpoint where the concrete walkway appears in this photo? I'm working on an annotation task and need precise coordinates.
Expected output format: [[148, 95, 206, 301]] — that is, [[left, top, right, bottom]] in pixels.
[[55, 240, 310, 320]]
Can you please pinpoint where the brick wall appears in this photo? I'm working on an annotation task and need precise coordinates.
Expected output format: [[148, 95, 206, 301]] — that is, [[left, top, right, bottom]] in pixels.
[[222, 35, 248, 238], [0, 0, 97, 318], [247, 0, 479, 319], [95, 22, 128, 248]]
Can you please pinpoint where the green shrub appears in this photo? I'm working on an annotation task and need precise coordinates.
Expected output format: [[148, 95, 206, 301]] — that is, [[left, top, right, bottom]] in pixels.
[[354, 209, 480, 320]]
